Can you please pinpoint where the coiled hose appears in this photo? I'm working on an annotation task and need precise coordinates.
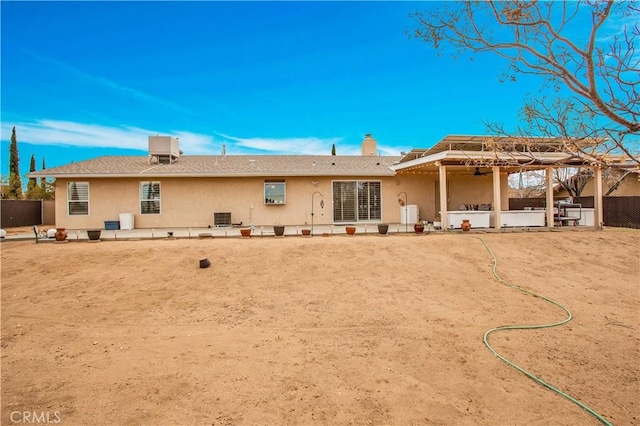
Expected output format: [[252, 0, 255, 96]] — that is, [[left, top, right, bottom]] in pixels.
[[476, 237, 613, 426]]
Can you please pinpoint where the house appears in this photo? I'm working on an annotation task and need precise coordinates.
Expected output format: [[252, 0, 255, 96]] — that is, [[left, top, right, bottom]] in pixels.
[[30, 134, 621, 230], [29, 135, 408, 230]]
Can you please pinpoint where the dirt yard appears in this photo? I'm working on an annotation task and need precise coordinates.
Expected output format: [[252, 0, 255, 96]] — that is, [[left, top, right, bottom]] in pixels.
[[1, 229, 638, 425]]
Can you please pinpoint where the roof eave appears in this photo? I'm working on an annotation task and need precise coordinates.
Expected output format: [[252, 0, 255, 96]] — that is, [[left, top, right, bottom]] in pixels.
[[31, 171, 397, 179]]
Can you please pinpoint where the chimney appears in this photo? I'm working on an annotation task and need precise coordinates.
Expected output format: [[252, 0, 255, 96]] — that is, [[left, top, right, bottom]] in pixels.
[[361, 133, 377, 156]]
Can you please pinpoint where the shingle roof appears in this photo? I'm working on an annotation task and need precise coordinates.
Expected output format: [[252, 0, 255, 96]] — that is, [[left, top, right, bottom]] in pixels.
[[28, 155, 402, 178]]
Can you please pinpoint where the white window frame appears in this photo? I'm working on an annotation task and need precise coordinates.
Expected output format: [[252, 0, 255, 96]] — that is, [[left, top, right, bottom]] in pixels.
[[264, 181, 286, 205], [140, 181, 161, 215], [67, 182, 89, 216]]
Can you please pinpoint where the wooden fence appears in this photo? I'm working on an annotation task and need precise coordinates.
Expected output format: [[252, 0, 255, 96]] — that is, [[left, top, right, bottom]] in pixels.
[[1, 200, 55, 228]]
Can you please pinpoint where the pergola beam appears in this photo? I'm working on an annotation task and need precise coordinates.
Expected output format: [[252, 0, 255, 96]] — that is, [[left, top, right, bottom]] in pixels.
[[546, 166, 555, 228], [438, 164, 448, 230], [594, 166, 604, 229]]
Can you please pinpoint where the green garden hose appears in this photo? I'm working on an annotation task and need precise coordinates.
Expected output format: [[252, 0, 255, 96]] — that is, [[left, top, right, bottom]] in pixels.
[[476, 237, 613, 426]]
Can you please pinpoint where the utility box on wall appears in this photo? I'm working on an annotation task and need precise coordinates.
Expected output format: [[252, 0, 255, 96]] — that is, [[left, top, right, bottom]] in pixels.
[[119, 213, 135, 230], [400, 205, 419, 224]]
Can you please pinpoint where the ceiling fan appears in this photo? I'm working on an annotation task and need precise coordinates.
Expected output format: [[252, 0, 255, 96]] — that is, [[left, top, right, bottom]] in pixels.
[[463, 167, 491, 176]]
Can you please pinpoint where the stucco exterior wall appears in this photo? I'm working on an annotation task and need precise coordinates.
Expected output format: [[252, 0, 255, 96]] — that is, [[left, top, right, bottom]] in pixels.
[[54, 176, 408, 229], [556, 174, 640, 198], [53, 172, 509, 229], [446, 173, 509, 211]]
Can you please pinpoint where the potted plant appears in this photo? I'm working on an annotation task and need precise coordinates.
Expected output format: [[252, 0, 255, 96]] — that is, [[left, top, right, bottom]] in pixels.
[[240, 228, 252, 238], [55, 227, 68, 241], [414, 220, 425, 234], [87, 229, 101, 241], [273, 224, 285, 237], [377, 223, 389, 235]]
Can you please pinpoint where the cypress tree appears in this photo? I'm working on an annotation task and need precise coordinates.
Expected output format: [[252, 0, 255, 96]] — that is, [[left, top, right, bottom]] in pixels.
[[27, 153, 37, 192], [331, 143, 336, 156], [41, 157, 47, 191], [8, 126, 22, 199]]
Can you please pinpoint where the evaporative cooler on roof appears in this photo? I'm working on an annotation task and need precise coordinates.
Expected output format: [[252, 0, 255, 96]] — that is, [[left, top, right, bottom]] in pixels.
[[148, 136, 181, 164]]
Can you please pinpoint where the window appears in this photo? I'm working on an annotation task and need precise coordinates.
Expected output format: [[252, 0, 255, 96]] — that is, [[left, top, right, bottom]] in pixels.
[[265, 181, 286, 204], [140, 182, 160, 214], [68, 182, 89, 215], [333, 181, 381, 222]]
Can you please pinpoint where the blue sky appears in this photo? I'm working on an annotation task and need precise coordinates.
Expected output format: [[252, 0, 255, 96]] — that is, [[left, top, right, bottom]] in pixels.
[[1, 1, 539, 178]]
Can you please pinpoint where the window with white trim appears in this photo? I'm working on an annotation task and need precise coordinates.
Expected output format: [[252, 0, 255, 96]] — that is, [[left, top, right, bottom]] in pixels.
[[333, 181, 381, 222], [140, 182, 161, 214], [68, 182, 89, 215], [264, 181, 286, 204]]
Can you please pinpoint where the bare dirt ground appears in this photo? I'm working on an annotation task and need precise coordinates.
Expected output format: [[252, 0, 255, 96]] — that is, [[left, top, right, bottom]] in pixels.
[[1, 229, 638, 425]]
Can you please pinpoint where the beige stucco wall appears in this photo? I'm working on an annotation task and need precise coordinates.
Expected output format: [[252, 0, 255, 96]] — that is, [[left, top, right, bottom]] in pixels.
[[556, 174, 640, 198], [53, 172, 509, 229]]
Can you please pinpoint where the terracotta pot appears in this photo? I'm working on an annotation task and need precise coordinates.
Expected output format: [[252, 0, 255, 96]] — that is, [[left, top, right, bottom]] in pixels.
[[461, 219, 471, 231], [240, 228, 251, 237], [301, 229, 311, 236], [414, 223, 424, 234], [345, 226, 356, 235], [55, 227, 68, 241], [377, 224, 389, 235], [273, 226, 285, 237]]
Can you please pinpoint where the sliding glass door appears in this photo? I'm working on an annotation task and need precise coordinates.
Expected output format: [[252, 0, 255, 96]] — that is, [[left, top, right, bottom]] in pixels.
[[333, 181, 381, 223]]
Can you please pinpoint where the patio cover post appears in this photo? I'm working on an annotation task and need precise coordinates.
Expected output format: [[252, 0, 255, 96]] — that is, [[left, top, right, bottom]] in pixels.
[[438, 163, 448, 230], [545, 166, 555, 228], [594, 165, 604, 229], [492, 165, 501, 229]]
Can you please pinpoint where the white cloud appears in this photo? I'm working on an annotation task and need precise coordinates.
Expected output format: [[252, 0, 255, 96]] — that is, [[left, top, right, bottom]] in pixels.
[[217, 133, 348, 155], [377, 144, 408, 156], [0, 120, 217, 155], [0, 119, 382, 157]]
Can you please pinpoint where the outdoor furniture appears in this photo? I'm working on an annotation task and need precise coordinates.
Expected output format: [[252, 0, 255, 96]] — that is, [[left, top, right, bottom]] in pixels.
[[554, 201, 582, 226]]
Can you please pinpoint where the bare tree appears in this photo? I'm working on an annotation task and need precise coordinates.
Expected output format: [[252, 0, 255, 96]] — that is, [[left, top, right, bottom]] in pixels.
[[508, 170, 546, 198], [411, 1, 639, 166], [603, 167, 635, 195], [554, 167, 590, 197]]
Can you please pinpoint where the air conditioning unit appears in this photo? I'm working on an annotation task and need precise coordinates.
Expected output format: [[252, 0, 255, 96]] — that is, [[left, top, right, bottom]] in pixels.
[[148, 136, 180, 164], [214, 212, 232, 227]]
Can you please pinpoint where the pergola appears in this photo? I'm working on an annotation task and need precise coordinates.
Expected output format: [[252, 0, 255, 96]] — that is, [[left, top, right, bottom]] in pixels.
[[390, 135, 613, 230]]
